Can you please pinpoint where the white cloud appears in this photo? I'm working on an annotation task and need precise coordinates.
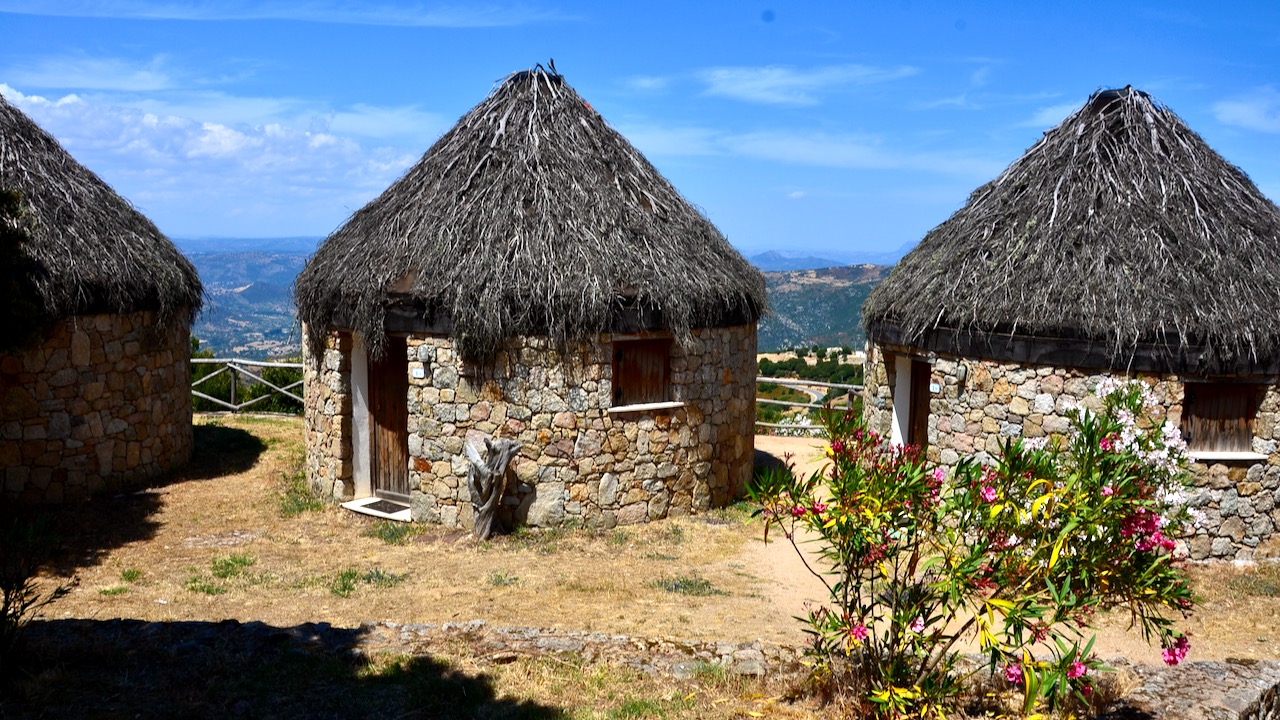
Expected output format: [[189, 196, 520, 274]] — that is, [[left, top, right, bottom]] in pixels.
[[617, 125, 719, 157], [0, 0, 564, 27], [786, 190, 805, 200], [619, 118, 1001, 179], [625, 76, 669, 93], [0, 83, 417, 235], [6, 54, 177, 92], [698, 64, 917, 106], [1214, 87, 1280, 133], [723, 130, 999, 177], [1016, 102, 1078, 129]]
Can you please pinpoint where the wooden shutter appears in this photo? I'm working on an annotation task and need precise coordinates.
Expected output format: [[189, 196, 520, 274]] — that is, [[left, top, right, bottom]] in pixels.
[[1183, 383, 1260, 453], [612, 338, 671, 406]]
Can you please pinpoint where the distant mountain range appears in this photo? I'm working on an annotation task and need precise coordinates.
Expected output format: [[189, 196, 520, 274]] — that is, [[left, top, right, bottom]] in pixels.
[[183, 248, 310, 359], [757, 264, 893, 352], [178, 238, 898, 357], [748, 243, 913, 271]]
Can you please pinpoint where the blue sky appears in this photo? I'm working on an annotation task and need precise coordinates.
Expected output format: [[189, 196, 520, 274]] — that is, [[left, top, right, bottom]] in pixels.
[[2, 1, 1278, 261]]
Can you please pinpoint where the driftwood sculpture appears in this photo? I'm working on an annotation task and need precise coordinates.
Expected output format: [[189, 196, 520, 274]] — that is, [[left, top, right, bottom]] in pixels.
[[466, 438, 523, 540]]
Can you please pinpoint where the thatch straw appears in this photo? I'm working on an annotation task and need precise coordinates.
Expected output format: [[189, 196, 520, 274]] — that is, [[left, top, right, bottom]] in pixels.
[[863, 86, 1280, 374], [0, 93, 202, 329], [295, 66, 765, 360]]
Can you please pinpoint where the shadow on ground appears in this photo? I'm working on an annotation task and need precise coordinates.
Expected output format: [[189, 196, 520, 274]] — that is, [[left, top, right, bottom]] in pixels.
[[2, 619, 565, 719], [39, 423, 267, 574]]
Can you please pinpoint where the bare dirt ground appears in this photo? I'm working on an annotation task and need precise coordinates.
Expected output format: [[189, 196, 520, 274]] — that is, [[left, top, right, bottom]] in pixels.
[[34, 417, 1280, 667]]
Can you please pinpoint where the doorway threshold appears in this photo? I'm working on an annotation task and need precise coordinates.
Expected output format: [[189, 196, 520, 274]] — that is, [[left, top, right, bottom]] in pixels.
[[342, 497, 412, 522]]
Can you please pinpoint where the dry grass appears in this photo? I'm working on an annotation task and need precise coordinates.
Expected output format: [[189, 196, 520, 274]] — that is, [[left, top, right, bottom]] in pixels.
[[34, 415, 782, 644], [10, 415, 1280, 717]]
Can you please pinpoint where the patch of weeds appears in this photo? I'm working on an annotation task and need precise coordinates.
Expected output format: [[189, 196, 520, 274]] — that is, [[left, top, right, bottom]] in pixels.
[[607, 529, 631, 546], [641, 551, 678, 561], [120, 568, 143, 583], [330, 568, 406, 597], [510, 525, 570, 555], [362, 569, 407, 589], [487, 571, 521, 587], [98, 586, 129, 597], [277, 471, 325, 518], [662, 524, 686, 545], [184, 575, 227, 595], [652, 574, 726, 597], [1229, 567, 1280, 598], [607, 695, 693, 719], [363, 521, 424, 546], [691, 660, 729, 686], [211, 552, 257, 579], [709, 500, 757, 525], [330, 569, 360, 598]]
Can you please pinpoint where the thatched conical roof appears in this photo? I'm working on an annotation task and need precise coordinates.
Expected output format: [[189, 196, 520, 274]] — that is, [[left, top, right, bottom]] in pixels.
[[0, 93, 202, 329], [295, 67, 765, 360], [863, 86, 1280, 375]]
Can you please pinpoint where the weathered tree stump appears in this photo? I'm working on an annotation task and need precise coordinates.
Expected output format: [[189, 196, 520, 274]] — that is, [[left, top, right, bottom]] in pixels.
[[466, 438, 523, 540]]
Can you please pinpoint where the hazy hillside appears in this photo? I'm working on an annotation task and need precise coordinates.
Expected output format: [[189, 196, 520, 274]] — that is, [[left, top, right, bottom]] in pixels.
[[180, 243, 893, 358], [187, 251, 308, 359], [758, 264, 893, 352]]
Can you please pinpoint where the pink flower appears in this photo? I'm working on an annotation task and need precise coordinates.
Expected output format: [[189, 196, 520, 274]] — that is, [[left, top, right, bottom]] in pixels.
[[909, 616, 925, 633], [1101, 485, 1114, 497], [1100, 436, 1114, 451], [980, 486, 997, 503], [1003, 662, 1022, 684], [849, 624, 869, 643], [809, 502, 828, 515], [790, 505, 807, 517], [932, 468, 946, 484], [1162, 636, 1190, 666], [1067, 661, 1087, 680]]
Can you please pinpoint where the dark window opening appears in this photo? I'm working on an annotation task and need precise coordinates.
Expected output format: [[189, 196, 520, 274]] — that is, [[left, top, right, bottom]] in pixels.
[[1181, 382, 1263, 453], [612, 338, 672, 407], [908, 358, 931, 449]]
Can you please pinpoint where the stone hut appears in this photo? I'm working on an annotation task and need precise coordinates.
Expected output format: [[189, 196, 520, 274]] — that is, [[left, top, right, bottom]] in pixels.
[[861, 87, 1280, 562], [294, 67, 765, 531], [0, 94, 203, 503]]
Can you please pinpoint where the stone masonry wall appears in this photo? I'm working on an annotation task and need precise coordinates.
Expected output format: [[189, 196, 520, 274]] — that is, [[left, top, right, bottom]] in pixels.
[[302, 329, 353, 501], [302, 325, 757, 530], [864, 344, 1280, 562], [0, 310, 193, 503]]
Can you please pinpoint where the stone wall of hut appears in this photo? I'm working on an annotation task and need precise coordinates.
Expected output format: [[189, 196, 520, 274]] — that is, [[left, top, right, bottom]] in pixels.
[[303, 330, 354, 501], [864, 344, 1280, 563], [303, 325, 757, 530], [0, 310, 194, 503]]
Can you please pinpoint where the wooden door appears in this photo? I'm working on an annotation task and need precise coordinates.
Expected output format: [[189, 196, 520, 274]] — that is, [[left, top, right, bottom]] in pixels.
[[369, 336, 409, 501], [908, 359, 931, 449]]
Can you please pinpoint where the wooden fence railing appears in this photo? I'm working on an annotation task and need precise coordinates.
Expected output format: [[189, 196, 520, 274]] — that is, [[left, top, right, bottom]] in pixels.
[[191, 358, 303, 412], [755, 376, 862, 436]]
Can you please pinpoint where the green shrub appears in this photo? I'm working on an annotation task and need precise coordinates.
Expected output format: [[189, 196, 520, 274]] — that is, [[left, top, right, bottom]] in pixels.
[[752, 380, 1196, 717]]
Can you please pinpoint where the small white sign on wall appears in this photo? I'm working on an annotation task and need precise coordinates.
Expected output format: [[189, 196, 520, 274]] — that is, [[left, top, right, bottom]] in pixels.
[[929, 382, 941, 393], [411, 367, 426, 379]]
